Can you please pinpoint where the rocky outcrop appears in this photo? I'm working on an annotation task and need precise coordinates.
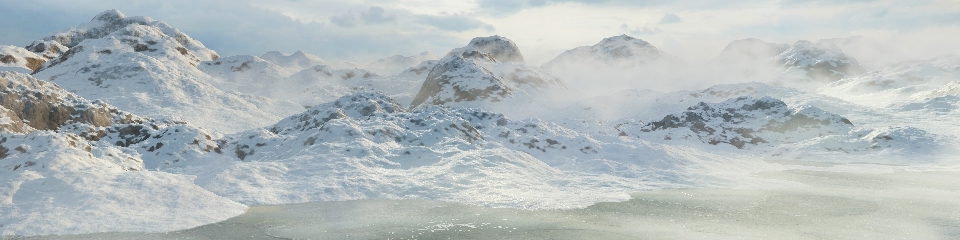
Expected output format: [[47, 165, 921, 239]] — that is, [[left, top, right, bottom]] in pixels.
[[0, 72, 134, 131], [639, 96, 854, 149], [0, 45, 46, 72]]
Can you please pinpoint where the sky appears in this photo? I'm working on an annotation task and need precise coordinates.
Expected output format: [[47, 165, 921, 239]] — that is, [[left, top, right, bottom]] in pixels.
[[1, 0, 959, 66]]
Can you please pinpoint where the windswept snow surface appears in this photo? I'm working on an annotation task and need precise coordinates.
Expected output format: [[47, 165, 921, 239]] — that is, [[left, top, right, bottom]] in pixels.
[[0, 72, 246, 236]]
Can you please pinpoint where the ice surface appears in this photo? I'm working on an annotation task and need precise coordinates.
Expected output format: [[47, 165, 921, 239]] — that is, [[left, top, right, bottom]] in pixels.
[[22, 167, 960, 240]]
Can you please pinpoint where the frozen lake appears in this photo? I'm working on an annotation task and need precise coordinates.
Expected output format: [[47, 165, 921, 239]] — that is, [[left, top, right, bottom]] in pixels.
[[13, 164, 960, 240]]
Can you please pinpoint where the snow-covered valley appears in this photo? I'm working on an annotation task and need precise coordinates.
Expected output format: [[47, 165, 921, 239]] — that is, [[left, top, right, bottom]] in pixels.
[[1, 9, 958, 238]]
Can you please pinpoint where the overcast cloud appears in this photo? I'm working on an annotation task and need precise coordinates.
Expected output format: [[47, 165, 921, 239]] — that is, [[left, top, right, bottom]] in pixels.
[[0, 0, 957, 65]]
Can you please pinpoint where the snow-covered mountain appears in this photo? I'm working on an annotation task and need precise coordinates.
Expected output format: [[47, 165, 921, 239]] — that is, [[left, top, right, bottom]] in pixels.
[[699, 38, 868, 91], [543, 35, 687, 69], [28, 10, 301, 133], [773, 40, 866, 87], [364, 51, 438, 76], [628, 95, 941, 161], [0, 71, 245, 236], [409, 36, 572, 117], [540, 35, 689, 95], [635, 96, 854, 148]]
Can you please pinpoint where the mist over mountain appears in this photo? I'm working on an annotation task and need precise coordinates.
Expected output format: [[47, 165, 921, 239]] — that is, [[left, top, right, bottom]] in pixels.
[[540, 35, 689, 96], [712, 38, 790, 64], [1, 9, 959, 237], [410, 36, 574, 118], [772, 40, 866, 88], [364, 51, 439, 76]]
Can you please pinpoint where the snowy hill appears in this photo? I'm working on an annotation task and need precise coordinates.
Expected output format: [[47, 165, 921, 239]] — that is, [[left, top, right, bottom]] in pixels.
[[628, 95, 942, 161], [28, 10, 301, 133], [410, 36, 572, 117], [364, 51, 438, 76], [261, 50, 359, 72], [543, 35, 687, 69], [773, 40, 866, 88], [699, 38, 868, 91], [635, 96, 854, 148], [539, 35, 689, 95], [0, 71, 245, 236], [194, 92, 768, 207]]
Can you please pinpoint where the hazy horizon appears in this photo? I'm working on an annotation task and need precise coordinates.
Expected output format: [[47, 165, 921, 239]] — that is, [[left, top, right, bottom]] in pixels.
[[2, 0, 958, 66]]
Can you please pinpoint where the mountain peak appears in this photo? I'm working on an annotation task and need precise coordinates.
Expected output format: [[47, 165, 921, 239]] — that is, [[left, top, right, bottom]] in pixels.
[[598, 34, 651, 47], [93, 9, 126, 22], [447, 35, 525, 63]]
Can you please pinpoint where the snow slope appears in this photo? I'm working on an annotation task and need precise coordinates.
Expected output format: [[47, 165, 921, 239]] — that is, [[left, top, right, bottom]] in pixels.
[[29, 10, 301, 133], [0, 71, 245, 236]]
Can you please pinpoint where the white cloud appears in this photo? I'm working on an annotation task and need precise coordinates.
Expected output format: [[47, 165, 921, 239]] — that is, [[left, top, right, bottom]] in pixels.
[[659, 13, 681, 24], [417, 13, 495, 32], [361, 6, 396, 24], [330, 11, 359, 27]]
